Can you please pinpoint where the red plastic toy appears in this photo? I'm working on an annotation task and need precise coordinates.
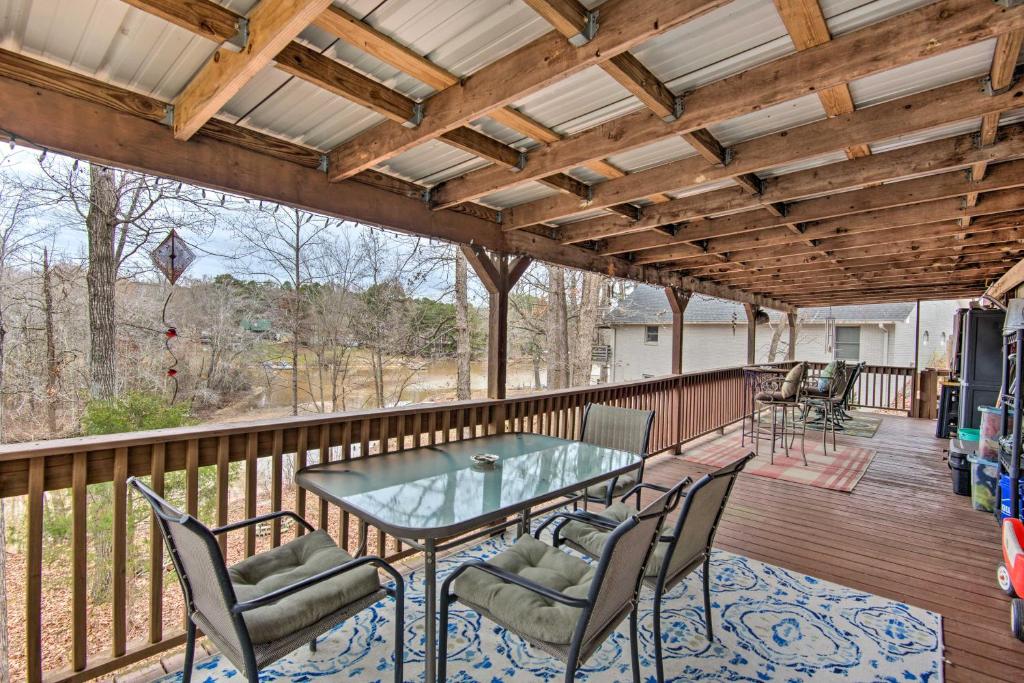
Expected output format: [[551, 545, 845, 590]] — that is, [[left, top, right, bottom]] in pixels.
[[998, 517, 1024, 641]]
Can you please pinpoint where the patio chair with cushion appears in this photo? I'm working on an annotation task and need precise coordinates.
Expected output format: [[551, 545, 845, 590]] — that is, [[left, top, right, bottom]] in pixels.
[[803, 362, 853, 451], [544, 453, 754, 683], [437, 483, 683, 683], [753, 362, 808, 465], [128, 477, 405, 683], [577, 403, 655, 506]]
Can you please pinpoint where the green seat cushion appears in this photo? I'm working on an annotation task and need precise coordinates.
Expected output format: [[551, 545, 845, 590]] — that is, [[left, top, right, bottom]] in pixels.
[[228, 529, 380, 644], [559, 503, 667, 577], [585, 471, 638, 500], [453, 535, 594, 644]]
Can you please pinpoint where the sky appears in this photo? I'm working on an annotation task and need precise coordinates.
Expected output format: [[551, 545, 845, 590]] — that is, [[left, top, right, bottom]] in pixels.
[[0, 144, 477, 297]]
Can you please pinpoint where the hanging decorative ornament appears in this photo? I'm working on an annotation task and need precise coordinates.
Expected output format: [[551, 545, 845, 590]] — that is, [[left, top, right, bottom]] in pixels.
[[825, 306, 836, 356], [150, 230, 196, 403]]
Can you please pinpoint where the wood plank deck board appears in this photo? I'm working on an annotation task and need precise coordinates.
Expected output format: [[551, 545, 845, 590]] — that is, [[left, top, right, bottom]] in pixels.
[[643, 413, 1022, 682]]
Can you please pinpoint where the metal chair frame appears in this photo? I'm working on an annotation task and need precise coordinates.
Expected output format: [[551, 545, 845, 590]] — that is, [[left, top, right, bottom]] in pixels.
[[578, 402, 655, 506], [541, 453, 754, 683], [438, 484, 683, 683], [752, 364, 808, 465], [129, 477, 405, 683]]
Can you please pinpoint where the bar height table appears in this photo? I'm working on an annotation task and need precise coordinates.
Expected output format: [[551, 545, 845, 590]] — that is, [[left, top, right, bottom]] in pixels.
[[295, 432, 642, 682]]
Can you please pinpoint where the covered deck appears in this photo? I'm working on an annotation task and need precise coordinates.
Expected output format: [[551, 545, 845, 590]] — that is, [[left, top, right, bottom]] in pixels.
[[3, 0, 1024, 681]]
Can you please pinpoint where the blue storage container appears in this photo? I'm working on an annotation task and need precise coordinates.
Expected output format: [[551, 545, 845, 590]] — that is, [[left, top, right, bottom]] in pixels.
[[1000, 474, 1024, 521]]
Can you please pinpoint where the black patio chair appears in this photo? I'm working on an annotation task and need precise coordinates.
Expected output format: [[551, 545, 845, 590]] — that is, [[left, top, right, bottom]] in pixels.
[[438, 482, 683, 683], [834, 361, 866, 424], [577, 403, 656, 506], [544, 453, 754, 683], [803, 362, 853, 451], [129, 477, 405, 683]]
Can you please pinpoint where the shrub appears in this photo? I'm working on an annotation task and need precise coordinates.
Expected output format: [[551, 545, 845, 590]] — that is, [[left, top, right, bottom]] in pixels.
[[81, 392, 195, 435]]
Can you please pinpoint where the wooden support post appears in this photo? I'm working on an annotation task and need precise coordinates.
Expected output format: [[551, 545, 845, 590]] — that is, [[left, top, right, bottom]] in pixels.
[[665, 287, 692, 374], [787, 311, 798, 361], [911, 300, 922, 417], [462, 246, 532, 399], [744, 303, 759, 365]]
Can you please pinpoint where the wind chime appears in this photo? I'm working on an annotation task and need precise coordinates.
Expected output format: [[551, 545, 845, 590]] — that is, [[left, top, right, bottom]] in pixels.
[[150, 229, 196, 403], [825, 307, 836, 357]]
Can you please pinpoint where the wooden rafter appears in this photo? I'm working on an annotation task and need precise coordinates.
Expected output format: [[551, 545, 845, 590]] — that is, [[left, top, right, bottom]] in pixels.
[[172, 0, 333, 140], [0, 54, 792, 312], [507, 77, 1024, 232], [429, 0, 1024, 207]]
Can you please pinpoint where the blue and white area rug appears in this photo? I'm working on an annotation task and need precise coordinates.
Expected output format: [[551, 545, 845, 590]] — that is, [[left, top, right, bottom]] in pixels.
[[161, 532, 943, 682]]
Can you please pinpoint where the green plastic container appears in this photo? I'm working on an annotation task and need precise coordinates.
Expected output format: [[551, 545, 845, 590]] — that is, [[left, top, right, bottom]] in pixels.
[[968, 453, 999, 512], [958, 427, 981, 441]]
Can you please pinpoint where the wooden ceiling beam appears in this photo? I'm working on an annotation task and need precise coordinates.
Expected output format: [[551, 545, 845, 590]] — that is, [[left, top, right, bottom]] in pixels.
[[602, 52, 680, 119], [172, 0, 333, 141], [520, 0, 596, 44], [773, 0, 869, 161], [568, 124, 1024, 246], [756, 269, 1005, 295], [325, 0, 732, 180], [719, 259, 1012, 288], [311, 5, 458, 91], [439, 127, 525, 170], [502, 77, 1024, 228], [120, 0, 241, 42], [486, 107, 562, 144], [0, 56, 794, 312], [428, 1, 1024, 206]]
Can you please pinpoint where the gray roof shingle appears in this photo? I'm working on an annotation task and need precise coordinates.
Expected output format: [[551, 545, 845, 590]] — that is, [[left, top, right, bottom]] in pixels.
[[602, 286, 915, 326]]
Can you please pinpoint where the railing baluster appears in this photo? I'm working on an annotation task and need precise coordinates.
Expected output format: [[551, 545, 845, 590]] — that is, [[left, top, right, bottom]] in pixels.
[[149, 443, 165, 644], [340, 421, 352, 551], [216, 437, 229, 555], [318, 426, 330, 529], [112, 447, 128, 657], [245, 433, 257, 557], [72, 452, 87, 672], [185, 439, 199, 517], [271, 430, 284, 547], [26, 457, 44, 683], [295, 427, 309, 537]]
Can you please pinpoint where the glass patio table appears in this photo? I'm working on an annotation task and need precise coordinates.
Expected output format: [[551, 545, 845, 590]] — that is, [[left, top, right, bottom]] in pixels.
[[295, 431, 642, 682]]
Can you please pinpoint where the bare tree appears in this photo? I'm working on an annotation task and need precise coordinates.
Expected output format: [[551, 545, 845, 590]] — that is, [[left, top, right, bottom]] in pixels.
[[228, 204, 337, 415], [454, 248, 472, 399], [546, 265, 569, 389]]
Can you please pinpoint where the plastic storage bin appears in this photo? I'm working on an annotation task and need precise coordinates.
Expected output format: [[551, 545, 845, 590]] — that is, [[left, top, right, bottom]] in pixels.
[[979, 406, 1003, 459], [1000, 474, 1024, 521], [969, 453, 1000, 512], [959, 427, 981, 441]]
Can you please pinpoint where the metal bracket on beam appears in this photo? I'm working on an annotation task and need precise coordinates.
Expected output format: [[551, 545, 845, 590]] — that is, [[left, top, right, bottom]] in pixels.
[[995, 0, 1024, 8], [495, 210, 504, 224], [663, 95, 684, 123], [421, 187, 433, 206], [403, 102, 425, 129], [723, 148, 734, 167], [161, 104, 174, 127], [982, 65, 1023, 96], [225, 17, 249, 52], [317, 155, 329, 173], [569, 10, 600, 46], [511, 150, 528, 173]]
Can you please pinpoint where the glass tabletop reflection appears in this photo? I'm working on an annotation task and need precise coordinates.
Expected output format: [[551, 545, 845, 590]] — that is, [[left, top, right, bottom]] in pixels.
[[295, 432, 642, 539]]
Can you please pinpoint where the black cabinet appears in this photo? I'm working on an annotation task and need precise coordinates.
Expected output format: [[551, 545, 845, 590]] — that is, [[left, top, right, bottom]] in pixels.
[[958, 309, 1005, 429]]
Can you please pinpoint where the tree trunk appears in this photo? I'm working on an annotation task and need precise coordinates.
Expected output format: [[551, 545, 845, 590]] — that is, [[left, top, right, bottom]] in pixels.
[[768, 320, 785, 362], [570, 272, 601, 386], [546, 266, 569, 389], [43, 249, 59, 435], [86, 164, 118, 399], [0, 499, 7, 683], [291, 223, 301, 416], [454, 250, 472, 400]]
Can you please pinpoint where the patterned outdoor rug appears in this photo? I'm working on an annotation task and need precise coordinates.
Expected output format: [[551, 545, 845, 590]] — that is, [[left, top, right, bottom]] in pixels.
[[756, 410, 882, 439], [159, 530, 942, 682], [681, 433, 876, 492]]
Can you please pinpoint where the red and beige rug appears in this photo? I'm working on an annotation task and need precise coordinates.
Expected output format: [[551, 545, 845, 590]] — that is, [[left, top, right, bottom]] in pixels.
[[680, 433, 876, 492]]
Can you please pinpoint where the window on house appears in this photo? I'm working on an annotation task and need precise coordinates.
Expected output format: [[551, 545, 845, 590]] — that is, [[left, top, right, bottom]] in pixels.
[[645, 326, 659, 343], [834, 326, 860, 361]]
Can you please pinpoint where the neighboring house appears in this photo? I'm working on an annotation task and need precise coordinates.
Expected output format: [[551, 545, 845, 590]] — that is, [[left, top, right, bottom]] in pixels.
[[600, 286, 963, 381]]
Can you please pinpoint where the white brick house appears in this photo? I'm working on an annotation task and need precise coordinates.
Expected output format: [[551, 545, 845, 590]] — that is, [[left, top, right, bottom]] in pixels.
[[601, 286, 963, 382]]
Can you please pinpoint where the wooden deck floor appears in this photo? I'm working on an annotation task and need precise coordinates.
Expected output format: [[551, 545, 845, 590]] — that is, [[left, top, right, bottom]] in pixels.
[[643, 414, 1020, 683]]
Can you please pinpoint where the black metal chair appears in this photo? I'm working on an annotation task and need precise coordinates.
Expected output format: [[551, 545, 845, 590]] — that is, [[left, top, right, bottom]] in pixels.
[[438, 483, 683, 683], [545, 453, 754, 682], [834, 361, 866, 425], [753, 362, 808, 465], [803, 362, 853, 451], [577, 402, 656, 506], [129, 477, 405, 683]]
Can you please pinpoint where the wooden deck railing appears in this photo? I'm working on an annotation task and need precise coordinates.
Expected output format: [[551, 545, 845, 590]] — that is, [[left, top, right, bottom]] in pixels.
[[803, 361, 917, 414], [2, 365, 750, 683]]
